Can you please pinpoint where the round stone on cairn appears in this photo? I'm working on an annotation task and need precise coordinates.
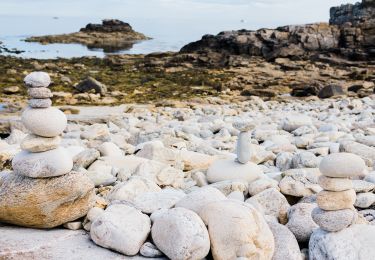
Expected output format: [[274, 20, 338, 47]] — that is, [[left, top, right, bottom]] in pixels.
[[12, 71, 73, 178], [312, 153, 366, 232], [206, 120, 262, 183]]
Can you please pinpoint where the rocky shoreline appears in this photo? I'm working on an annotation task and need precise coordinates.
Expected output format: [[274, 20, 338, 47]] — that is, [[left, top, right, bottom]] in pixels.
[[2, 73, 375, 258]]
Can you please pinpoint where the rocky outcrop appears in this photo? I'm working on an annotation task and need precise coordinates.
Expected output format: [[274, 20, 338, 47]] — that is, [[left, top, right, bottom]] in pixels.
[[181, 0, 374, 62], [25, 19, 150, 52]]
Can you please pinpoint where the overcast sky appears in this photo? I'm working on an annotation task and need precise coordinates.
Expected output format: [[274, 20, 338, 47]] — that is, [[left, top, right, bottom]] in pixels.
[[1, 0, 358, 27]]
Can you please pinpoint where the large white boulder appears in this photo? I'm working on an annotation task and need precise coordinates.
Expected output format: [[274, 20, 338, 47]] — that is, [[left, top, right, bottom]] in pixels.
[[91, 204, 151, 256], [207, 158, 263, 183], [151, 207, 210, 260], [175, 186, 226, 215], [200, 200, 275, 260], [309, 225, 375, 260]]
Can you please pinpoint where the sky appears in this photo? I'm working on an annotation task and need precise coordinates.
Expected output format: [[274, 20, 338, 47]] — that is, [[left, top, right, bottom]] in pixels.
[[0, 0, 359, 28]]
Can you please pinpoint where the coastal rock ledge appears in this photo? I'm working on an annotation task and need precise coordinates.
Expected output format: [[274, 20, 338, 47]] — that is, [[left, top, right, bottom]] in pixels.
[[181, 0, 375, 61]]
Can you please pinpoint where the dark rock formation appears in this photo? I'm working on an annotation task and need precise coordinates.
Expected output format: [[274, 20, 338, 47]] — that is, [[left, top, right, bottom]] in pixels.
[[181, 0, 374, 63], [25, 19, 150, 53], [318, 85, 346, 98], [75, 77, 107, 95], [80, 19, 133, 33]]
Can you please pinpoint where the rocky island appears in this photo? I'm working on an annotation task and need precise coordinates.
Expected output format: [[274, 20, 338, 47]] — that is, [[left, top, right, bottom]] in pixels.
[[1, 1, 375, 259], [25, 19, 150, 52]]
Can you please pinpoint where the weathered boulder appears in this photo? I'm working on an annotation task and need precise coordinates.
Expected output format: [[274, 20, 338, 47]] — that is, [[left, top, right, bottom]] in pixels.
[[246, 188, 290, 224], [0, 171, 95, 228], [200, 200, 275, 260], [318, 85, 346, 98], [267, 221, 302, 260], [151, 207, 210, 260], [91, 204, 151, 256], [175, 186, 226, 215], [286, 203, 319, 243], [309, 225, 375, 260]]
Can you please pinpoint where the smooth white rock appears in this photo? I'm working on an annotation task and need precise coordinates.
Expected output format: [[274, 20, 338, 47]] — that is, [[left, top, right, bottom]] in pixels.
[[151, 207, 210, 260], [246, 188, 290, 224], [309, 225, 375, 260], [107, 176, 161, 202], [206, 158, 263, 183], [319, 152, 366, 178], [200, 200, 275, 260], [24, 71, 51, 88], [175, 186, 226, 216], [133, 189, 186, 214], [12, 147, 73, 178], [267, 220, 302, 260], [91, 204, 151, 256], [21, 107, 67, 137]]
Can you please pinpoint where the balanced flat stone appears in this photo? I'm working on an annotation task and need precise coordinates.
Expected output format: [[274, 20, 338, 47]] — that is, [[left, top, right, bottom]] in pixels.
[[21, 134, 61, 152], [312, 207, 357, 232], [27, 87, 53, 98], [28, 98, 52, 108], [21, 106, 67, 137], [12, 147, 73, 178], [318, 175, 353, 192], [24, 71, 51, 88], [319, 153, 366, 178], [316, 189, 356, 211], [206, 158, 263, 183]]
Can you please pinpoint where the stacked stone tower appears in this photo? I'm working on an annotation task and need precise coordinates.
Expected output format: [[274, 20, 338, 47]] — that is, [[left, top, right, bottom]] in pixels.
[[12, 71, 73, 177], [312, 153, 365, 232], [0, 71, 95, 229]]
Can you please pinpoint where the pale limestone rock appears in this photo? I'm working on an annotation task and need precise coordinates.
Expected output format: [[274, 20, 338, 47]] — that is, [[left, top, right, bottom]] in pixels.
[[91, 204, 151, 256], [267, 221, 302, 260], [175, 186, 226, 215], [12, 147, 73, 178], [151, 208, 210, 260], [318, 175, 352, 192], [319, 152, 366, 177], [286, 203, 319, 243], [20, 134, 60, 153], [207, 158, 263, 183], [279, 168, 322, 197], [133, 189, 186, 214], [309, 225, 375, 260], [107, 176, 161, 202], [317, 189, 356, 211], [22, 107, 67, 137], [200, 200, 275, 260], [246, 188, 290, 224], [24, 71, 51, 88], [312, 207, 357, 232], [0, 171, 95, 228]]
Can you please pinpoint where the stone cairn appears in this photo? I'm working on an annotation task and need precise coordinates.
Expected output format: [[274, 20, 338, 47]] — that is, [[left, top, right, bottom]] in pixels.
[[12, 72, 73, 178], [206, 120, 263, 183], [312, 152, 366, 232]]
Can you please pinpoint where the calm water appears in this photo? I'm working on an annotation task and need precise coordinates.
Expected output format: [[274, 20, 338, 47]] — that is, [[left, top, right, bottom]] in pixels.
[[0, 0, 358, 59]]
